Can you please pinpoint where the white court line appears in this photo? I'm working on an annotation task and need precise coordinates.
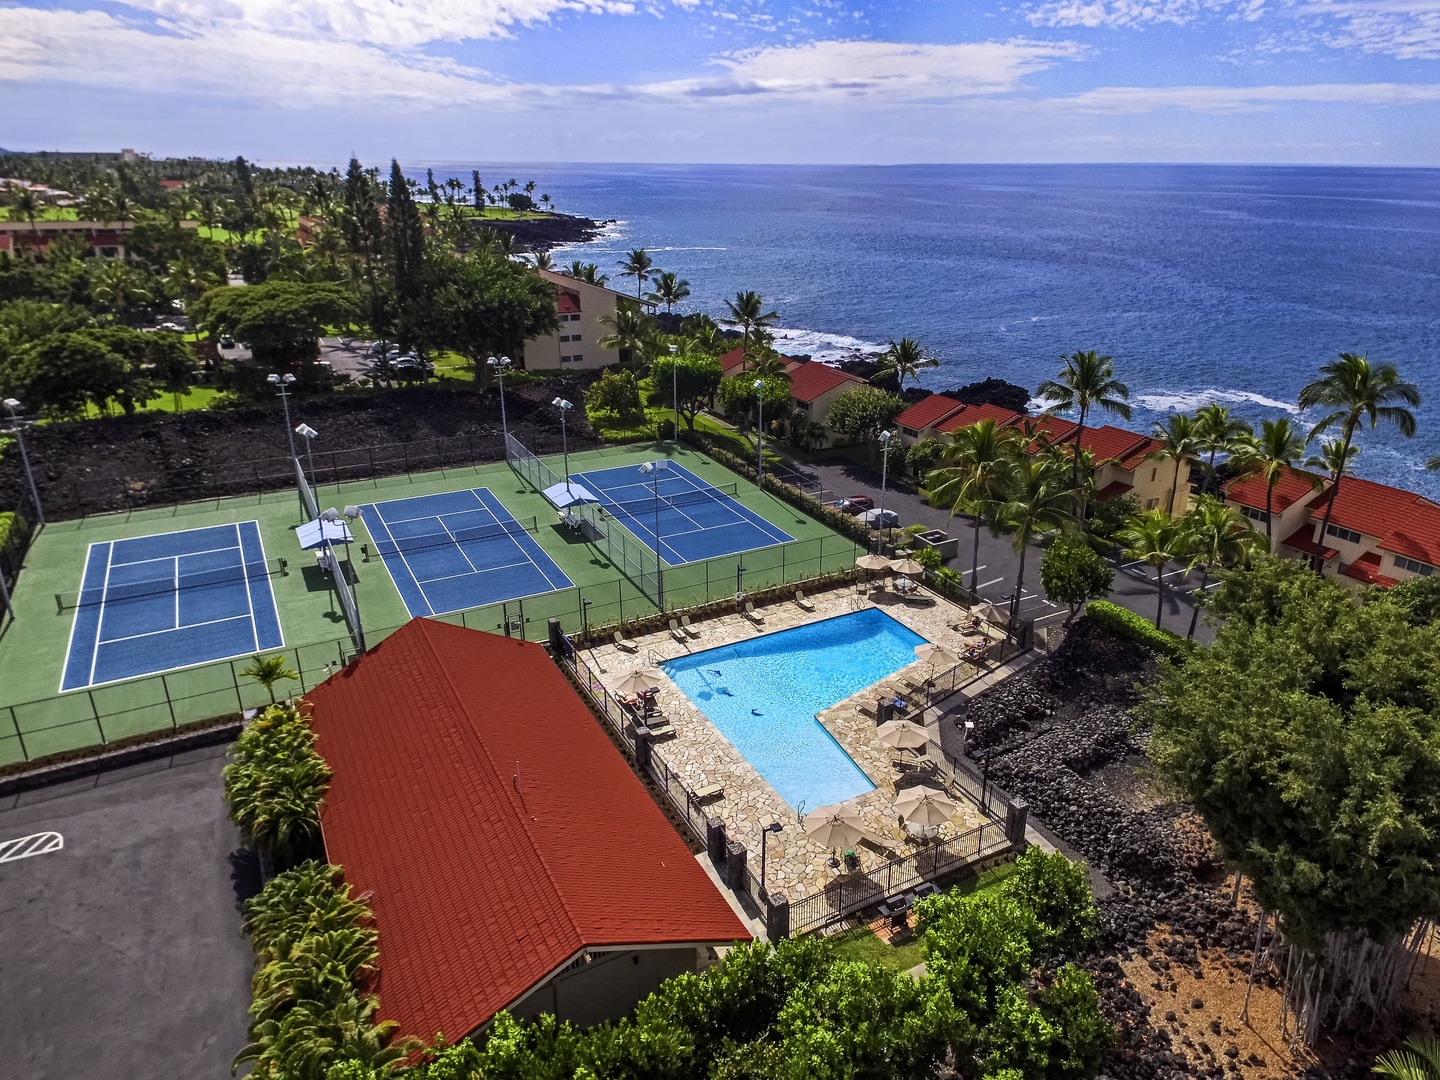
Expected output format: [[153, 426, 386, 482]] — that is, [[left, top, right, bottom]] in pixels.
[[367, 502, 434, 616], [172, 554, 180, 633], [417, 558, 532, 587], [108, 544, 241, 569], [434, 513, 483, 574], [98, 612, 255, 648], [88, 541, 117, 687], [455, 489, 560, 588], [236, 522, 260, 652]]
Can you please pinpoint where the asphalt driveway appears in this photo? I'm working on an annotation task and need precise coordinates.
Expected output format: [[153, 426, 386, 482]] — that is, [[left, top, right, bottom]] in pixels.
[[0, 747, 257, 1080]]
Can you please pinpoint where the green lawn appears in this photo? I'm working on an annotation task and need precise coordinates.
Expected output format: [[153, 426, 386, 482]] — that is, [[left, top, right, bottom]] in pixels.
[[82, 386, 225, 418], [0, 207, 81, 222], [0, 441, 858, 765]]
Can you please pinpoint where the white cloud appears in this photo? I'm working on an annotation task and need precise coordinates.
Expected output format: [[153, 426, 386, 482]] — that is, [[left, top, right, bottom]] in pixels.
[[1026, 0, 1252, 28], [1300, 0, 1440, 59], [1056, 79, 1440, 110]]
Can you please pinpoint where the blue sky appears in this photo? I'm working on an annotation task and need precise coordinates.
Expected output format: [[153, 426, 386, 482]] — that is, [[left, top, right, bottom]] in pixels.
[[4, 0, 1440, 164]]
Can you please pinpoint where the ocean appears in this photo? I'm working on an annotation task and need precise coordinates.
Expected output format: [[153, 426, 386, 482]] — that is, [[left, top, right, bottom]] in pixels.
[[417, 163, 1440, 498]]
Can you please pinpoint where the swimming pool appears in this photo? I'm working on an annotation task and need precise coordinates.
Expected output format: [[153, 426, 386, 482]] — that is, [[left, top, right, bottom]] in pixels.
[[661, 608, 928, 811]]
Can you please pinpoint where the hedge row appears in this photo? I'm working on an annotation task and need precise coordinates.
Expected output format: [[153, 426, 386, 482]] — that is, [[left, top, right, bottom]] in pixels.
[[221, 703, 330, 866], [680, 430, 874, 547], [1084, 600, 1196, 662]]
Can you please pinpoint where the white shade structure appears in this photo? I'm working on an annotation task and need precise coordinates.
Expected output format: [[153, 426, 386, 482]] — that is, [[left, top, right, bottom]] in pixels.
[[613, 669, 664, 698], [877, 719, 930, 750], [893, 784, 958, 827], [855, 553, 892, 571]]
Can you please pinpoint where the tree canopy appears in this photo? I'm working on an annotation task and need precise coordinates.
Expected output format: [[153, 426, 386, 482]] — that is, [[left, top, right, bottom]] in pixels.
[[650, 351, 723, 431], [193, 279, 356, 379], [824, 384, 905, 453]]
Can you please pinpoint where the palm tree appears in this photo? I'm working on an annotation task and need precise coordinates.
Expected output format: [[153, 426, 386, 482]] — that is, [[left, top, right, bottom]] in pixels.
[[241, 654, 300, 703], [8, 186, 41, 233], [926, 419, 1017, 590], [874, 338, 940, 392], [746, 346, 792, 382], [1178, 495, 1263, 638], [1374, 1035, 1440, 1080], [722, 290, 779, 367], [617, 248, 654, 299], [163, 257, 220, 338], [688, 322, 724, 356], [223, 754, 331, 862], [1306, 438, 1360, 484], [529, 250, 554, 271], [1192, 403, 1252, 495], [1116, 510, 1184, 628], [1232, 417, 1312, 549], [566, 260, 608, 286], [599, 303, 655, 365], [990, 453, 1078, 624], [88, 262, 151, 321], [1035, 350, 1132, 514], [1299, 353, 1421, 568], [647, 271, 691, 313], [1147, 413, 1203, 515]]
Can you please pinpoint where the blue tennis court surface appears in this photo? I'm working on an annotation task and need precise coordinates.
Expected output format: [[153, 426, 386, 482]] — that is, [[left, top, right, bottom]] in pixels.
[[360, 487, 574, 618], [572, 462, 793, 564], [61, 521, 284, 691]]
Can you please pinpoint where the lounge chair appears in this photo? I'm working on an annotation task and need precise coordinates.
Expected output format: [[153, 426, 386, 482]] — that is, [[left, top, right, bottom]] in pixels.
[[744, 601, 763, 624], [794, 590, 815, 611], [668, 618, 687, 644], [680, 614, 700, 638], [692, 781, 724, 802], [614, 631, 638, 653], [641, 716, 675, 738]]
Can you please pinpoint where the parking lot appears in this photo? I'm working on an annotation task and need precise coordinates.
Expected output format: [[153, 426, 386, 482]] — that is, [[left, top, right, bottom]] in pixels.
[[774, 452, 1214, 643], [0, 748, 256, 1080]]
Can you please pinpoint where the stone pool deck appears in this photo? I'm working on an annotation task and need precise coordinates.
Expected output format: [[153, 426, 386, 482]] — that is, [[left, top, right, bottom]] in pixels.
[[583, 580, 1007, 902]]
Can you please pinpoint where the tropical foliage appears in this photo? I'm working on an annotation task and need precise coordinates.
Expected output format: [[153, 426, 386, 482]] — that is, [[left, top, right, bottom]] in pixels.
[[1040, 537, 1116, 621], [222, 702, 330, 865]]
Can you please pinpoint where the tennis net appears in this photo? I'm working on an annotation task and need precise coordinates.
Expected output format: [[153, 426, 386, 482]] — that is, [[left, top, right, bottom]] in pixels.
[[386, 516, 541, 554], [57, 560, 276, 611], [603, 482, 739, 520]]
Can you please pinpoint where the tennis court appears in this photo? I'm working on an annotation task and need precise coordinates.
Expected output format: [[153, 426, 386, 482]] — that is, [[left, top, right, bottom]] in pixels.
[[60, 522, 284, 692], [572, 461, 794, 564], [360, 487, 574, 618]]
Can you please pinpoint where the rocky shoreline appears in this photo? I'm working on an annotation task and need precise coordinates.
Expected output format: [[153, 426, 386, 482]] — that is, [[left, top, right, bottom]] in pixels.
[[482, 211, 611, 252]]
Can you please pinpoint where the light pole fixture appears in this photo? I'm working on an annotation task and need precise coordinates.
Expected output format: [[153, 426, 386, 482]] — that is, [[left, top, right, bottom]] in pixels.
[[639, 460, 670, 605], [736, 563, 746, 599], [753, 378, 766, 480], [487, 355, 512, 439], [267, 373, 297, 458], [295, 423, 319, 495], [668, 343, 680, 441], [759, 821, 783, 900], [582, 597, 592, 639], [553, 397, 573, 495], [878, 428, 893, 552], [2, 398, 43, 526]]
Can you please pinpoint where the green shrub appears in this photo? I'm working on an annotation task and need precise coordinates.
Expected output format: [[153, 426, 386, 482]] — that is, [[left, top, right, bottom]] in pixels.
[[222, 703, 331, 863], [0, 509, 29, 557], [1084, 600, 1196, 661]]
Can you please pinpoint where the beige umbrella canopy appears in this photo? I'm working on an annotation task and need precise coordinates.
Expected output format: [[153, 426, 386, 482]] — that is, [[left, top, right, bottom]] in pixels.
[[613, 669, 664, 698], [914, 643, 957, 667], [877, 719, 931, 750], [893, 784, 958, 827], [856, 553, 892, 571], [804, 810, 867, 851], [889, 557, 926, 576]]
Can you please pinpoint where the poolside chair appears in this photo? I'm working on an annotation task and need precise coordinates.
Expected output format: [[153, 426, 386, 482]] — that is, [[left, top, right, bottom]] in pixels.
[[641, 715, 675, 739], [744, 601, 763, 624], [668, 618, 687, 644], [692, 781, 724, 802], [680, 614, 701, 638], [614, 631, 639, 653], [794, 590, 815, 611]]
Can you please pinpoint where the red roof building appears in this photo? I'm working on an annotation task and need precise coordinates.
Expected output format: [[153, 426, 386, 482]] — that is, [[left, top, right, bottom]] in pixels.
[[719, 346, 746, 374], [896, 394, 967, 440], [307, 619, 747, 1040], [934, 401, 1023, 434], [786, 360, 863, 404]]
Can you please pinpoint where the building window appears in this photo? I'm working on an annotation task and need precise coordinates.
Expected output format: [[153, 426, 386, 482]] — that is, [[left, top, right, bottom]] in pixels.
[[1150, 467, 1157, 482], [1396, 556, 1435, 576], [571, 354, 583, 364], [1145, 497, 1159, 509], [901, 426, 918, 437], [1240, 505, 1269, 523], [570, 333, 581, 342], [1326, 523, 1363, 544]]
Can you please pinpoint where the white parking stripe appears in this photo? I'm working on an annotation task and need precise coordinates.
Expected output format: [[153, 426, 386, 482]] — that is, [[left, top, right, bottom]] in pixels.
[[0, 831, 63, 863]]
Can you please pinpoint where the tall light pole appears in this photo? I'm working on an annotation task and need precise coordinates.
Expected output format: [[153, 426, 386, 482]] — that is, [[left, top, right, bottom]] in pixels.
[[488, 355, 512, 439], [2, 398, 43, 526], [759, 821, 783, 900], [295, 423, 319, 498], [753, 378, 766, 480], [267, 373, 297, 458], [553, 397, 573, 495], [639, 460, 668, 605], [669, 343, 680, 442], [878, 428, 893, 553]]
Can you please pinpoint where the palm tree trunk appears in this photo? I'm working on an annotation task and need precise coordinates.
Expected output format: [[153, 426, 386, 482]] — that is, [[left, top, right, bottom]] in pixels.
[[1187, 564, 1209, 639], [1073, 409, 1086, 512], [1012, 545, 1028, 626], [1155, 562, 1166, 627], [1202, 449, 1218, 495], [1170, 459, 1183, 515], [1312, 424, 1355, 573]]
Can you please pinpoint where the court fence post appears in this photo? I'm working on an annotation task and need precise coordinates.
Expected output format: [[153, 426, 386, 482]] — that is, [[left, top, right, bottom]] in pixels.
[[231, 660, 244, 714], [162, 673, 177, 731], [294, 648, 308, 693], [88, 690, 106, 745], [9, 705, 27, 763]]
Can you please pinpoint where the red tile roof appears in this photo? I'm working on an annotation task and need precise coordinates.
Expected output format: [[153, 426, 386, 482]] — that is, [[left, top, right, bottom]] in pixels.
[[788, 360, 863, 403], [1078, 425, 1150, 463], [1280, 525, 1337, 560], [307, 619, 747, 1042], [896, 394, 965, 433], [1225, 467, 1327, 515], [556, 291, 580, 314], [1304, 475, 1440, 566], [719, 346, 745, 373], [1118, 437, 1165, 471], [1342, 551, 1399, 588], [1021, 414, 1078, 444], [935, 401, 1023, 433], [1096, 480, 1134, 502]]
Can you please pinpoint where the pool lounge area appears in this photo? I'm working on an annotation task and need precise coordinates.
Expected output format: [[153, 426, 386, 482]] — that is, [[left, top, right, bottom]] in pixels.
[[586, 581, 1013, 901]]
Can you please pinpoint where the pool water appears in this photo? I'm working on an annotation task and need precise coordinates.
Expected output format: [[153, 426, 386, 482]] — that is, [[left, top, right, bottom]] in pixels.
[[661, 608, 928, 812]]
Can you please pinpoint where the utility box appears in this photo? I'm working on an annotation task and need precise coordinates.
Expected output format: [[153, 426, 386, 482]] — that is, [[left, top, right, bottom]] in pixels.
[[1005, 799, 1029, 847], [912, 529, 960, 561]]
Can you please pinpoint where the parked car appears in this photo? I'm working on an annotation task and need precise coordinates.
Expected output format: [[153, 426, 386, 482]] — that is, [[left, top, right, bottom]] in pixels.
[[857, 508, 899, 528], [218, 335, 236, 349], [828, 495, 875, 515]]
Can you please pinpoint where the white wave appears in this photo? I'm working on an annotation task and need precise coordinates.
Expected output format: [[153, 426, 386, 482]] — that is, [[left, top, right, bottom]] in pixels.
[[770, 326, 888, 365], [1133, 388, 1301, 415]]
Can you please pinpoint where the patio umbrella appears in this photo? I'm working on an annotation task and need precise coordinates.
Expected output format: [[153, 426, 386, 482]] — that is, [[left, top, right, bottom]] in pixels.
[[855, 553, 892, 571], [613, 669, 664, 698], [889, 557, 926, 576], [893, 785, 958, 827], [914, 643, 957, 667], [877, 719, 930, 750], [803, 810, 866, 850]]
